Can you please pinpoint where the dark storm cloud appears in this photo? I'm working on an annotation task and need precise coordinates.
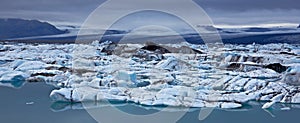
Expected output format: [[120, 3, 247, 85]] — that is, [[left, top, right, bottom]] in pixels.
[[0, 0, 299, 26]]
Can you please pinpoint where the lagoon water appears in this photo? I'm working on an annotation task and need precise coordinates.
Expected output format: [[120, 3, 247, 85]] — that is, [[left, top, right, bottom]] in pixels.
[[1, 83, 300, 123]]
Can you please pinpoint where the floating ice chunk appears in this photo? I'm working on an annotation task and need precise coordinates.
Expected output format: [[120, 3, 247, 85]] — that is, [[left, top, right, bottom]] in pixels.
[[198, 64, 212, 70], [280, 107, 291, 111], [26, 102, 34, 105], [243, 79, 265, 91], [219, 54, 233, 67], [0, 67, 11, 75], [220, 102, 242, 109], [156, 57, 179, 71], [212, 76, 233, 90], [72, 87, 99, 102], [291, 93, 300, 103], [66, 74, 85, 85], [29, 69, 62, 77], [136, 81, 151, 87], [262, 101, 276, 109], [139, 100, 154, 106], [108, 87, 127, 96], [282, 66, 300, 86], [96, 92, 128, 102], [9, 60, 26, 69], [50, 88, 73, 102], [72, 59, 96, 70], [292, 49, 300, 55], [271, 93, 284, 102], [242, 69, 279, 79], [50, 86, 128, 102], [222, 92, 256, 103], [260, 94, 274, 101], [226, 78, 250, 91], [73, 45, 100, 59], [191, 100, 205, 108], [0, 71, 29, 88], [159, 86, 194, 98], [15, 61, 46, 71], [116, 71, 137, 84], [152, 93, 180, 106]]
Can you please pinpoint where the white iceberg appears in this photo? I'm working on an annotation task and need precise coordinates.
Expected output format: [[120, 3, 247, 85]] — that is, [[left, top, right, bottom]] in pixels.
[[15, 61, 46, 71], [282, 66, 300, 85], [0, 71, 29, 88]]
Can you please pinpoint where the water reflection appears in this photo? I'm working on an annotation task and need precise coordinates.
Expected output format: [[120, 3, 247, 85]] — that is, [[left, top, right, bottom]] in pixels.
[[0, 80, 26, 89], [2, 82, 300, 123], [50, 101, 300, 113]]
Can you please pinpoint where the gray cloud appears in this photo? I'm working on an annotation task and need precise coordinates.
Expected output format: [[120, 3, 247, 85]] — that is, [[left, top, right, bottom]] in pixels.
[[0, 0, 105, 25], [0, 0, 299, 26], [195, 0, 300, 25], [196, 0, 300, 11], [205, 8, 300, 26]]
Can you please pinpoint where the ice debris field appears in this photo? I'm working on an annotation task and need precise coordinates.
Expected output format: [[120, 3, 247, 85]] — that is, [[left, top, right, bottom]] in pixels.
[[0, 41, 300, 109]]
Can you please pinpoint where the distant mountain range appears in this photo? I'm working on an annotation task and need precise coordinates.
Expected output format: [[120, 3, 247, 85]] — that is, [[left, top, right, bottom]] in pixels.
[[0, 18, 68, 40], [0, 18, 299, 44]]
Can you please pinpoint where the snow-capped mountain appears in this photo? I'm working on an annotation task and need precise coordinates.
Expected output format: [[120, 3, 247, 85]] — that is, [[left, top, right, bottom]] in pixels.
[[0, 18, 68, 40], [1, 19, 299, 44]]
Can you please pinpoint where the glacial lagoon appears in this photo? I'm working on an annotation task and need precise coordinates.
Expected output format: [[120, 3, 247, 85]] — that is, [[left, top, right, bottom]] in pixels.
[[1, 82, 300, 123], [1, 42, 300, 123]]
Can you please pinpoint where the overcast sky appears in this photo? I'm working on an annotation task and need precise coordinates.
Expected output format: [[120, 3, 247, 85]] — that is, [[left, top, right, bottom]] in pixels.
[[0, 0, 299, 27]]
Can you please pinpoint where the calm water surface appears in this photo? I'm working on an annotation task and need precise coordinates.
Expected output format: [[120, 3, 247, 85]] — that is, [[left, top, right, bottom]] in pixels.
[[1, 83, 300, 123]]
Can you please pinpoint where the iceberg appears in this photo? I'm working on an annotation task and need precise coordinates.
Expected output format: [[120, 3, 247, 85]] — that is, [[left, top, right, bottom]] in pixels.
[[15, 61, 46, 71], [1, 41, 300, 110], [116, 71, 137, 84], [0, 71, 29, 88], [282, 66, 300, 85]]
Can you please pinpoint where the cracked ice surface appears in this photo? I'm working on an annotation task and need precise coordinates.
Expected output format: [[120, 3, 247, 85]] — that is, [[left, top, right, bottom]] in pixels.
[[0, 41, 300, 109]]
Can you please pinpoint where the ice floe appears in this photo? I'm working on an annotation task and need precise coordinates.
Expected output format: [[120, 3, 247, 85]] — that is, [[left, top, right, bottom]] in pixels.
[[0, 41, 300, 110]]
